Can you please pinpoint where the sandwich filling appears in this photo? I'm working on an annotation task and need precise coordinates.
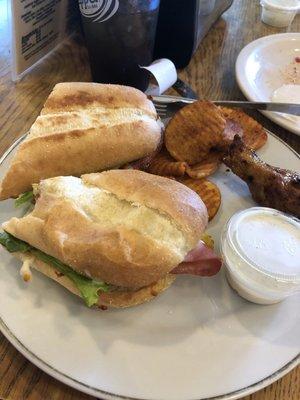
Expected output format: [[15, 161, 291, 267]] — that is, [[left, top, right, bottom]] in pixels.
[[0, 231, 110, 307], [0, 231, 222, 307]]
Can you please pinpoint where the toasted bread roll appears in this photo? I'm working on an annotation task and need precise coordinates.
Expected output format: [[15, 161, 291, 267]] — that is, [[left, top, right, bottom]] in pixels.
[[0, 83, 162, 200], [3, 170, 208, 289]]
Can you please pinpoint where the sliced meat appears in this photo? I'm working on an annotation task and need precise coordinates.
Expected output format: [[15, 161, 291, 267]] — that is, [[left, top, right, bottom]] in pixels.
[[172, 241, 222, 277]]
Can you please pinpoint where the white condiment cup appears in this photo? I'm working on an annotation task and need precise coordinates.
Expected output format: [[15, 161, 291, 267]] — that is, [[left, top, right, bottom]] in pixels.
[[260, 0, 300, 28], [220, 207, 300, 305]]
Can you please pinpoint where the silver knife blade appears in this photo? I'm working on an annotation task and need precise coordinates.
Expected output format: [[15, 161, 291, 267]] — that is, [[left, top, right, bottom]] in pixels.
[[213, 101, 300, 116], [152, 95, 300, 117]]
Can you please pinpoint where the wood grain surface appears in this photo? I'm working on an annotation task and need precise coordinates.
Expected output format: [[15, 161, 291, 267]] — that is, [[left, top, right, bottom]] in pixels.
[[0, 0, 299, 399]]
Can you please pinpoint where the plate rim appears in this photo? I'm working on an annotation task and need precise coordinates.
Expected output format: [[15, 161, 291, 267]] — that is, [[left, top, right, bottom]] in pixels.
[[235, 32, 300, 136], [0, 122, 299, 400], [1, 315, 298, 400]]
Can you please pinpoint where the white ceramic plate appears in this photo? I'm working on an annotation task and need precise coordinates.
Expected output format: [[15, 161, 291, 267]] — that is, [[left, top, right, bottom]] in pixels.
[[236, 33, 300, 135], [0, 117, 299, 400]]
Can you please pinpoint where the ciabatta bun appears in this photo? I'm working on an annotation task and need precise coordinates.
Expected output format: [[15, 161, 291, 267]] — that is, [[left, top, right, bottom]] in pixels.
[[3, 170, 208, 289], [15, 253, 176, 308], [0, 83, 162, 200]]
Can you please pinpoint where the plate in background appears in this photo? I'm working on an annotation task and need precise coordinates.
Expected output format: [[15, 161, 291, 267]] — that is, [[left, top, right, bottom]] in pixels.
[[0, 105, 299, 399], [236, 33, 300, 135]]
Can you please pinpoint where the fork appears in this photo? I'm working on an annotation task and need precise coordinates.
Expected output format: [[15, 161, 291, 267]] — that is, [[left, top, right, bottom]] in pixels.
[[151, 96, 300, 119]]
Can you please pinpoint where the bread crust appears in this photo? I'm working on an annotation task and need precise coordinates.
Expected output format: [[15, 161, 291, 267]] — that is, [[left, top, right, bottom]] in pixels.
[[14, 253, 176, 308], [0, 83, 161, 200], [0, 120, 161, 199], [3, 171, 208, 289], [41, 82, 157, 117], [83, 170, 208, 247]]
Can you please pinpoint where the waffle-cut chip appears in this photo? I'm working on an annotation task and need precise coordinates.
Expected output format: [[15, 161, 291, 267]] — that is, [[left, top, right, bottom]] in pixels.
[[186, 152, 221, 179], [180, 178, 221, 221], [148, 150, 187, 177], [220, 107, 267, 150], [165, 101, 227, 165]]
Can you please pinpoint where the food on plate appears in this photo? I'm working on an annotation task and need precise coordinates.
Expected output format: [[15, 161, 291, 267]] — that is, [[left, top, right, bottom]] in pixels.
[[185, 152, 221, 179], [220, 107, 268, 150], [0, 170, 222, 308], [223, 135, 300, 218], [148, 148, 187, 177], [0, 83, 162, 200], [222, 118, 244, 143], [179, 177, 221, 221], [147, 147, 221, 181], [165, 101, 227, 164], [163, 100, 268, 183], [123, 131, 165, 171], [145, 148, 221, 222]]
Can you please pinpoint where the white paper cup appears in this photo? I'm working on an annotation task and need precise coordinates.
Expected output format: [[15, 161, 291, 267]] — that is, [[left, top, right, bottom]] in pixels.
[[260, 0, 300, 28]]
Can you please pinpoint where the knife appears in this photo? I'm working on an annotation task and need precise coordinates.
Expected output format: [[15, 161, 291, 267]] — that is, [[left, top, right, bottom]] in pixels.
[[153, 95, 300, 117], [213, 101, 300, 116]]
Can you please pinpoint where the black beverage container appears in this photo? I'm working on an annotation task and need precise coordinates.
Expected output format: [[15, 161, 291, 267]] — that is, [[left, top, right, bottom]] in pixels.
[[154, 0, 233, 68], [79, 0, 160, 91]]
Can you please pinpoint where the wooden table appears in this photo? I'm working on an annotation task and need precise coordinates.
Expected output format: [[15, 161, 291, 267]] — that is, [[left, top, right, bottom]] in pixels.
[[0, 0, 299, 399]]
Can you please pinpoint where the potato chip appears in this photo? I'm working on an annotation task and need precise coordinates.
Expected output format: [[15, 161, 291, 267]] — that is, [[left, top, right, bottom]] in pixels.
[[165, 101, 227, 165], [186, 151, 221, 179], [220, 107, 267, 150], [180, 177, 221, 221], [147, 149, 187, 177]]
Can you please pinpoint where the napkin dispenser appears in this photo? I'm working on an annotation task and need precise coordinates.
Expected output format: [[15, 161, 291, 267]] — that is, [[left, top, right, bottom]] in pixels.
[[154, 0, 234, 68]]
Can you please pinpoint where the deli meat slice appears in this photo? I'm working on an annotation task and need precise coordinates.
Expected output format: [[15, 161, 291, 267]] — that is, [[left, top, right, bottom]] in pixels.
[[171, 241, 222, 277]]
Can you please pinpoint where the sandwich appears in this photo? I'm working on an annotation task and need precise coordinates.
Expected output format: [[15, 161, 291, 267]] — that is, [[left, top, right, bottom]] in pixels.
[[0, 170, 222, 308], [0, 83, 162, 200]]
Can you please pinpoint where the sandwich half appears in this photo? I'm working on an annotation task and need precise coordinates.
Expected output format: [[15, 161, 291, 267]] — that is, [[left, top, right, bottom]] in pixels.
[[0, 83, 162, 200], [0, 170, 221, 308]]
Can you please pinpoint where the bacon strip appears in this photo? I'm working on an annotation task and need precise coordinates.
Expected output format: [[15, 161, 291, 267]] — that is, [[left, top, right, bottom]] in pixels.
[[171, 241, 222, 277]]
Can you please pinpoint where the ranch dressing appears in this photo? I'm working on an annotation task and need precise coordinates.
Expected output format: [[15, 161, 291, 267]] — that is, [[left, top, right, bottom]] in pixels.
[[221, 207, 300, 304]]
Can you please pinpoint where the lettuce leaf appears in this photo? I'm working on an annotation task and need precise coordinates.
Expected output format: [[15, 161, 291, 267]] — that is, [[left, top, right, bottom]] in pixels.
[[15, 191, 34, 208], [0, 231, 31, 252], [31, 249, 110, 307], [0, 231, 110, 307]]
